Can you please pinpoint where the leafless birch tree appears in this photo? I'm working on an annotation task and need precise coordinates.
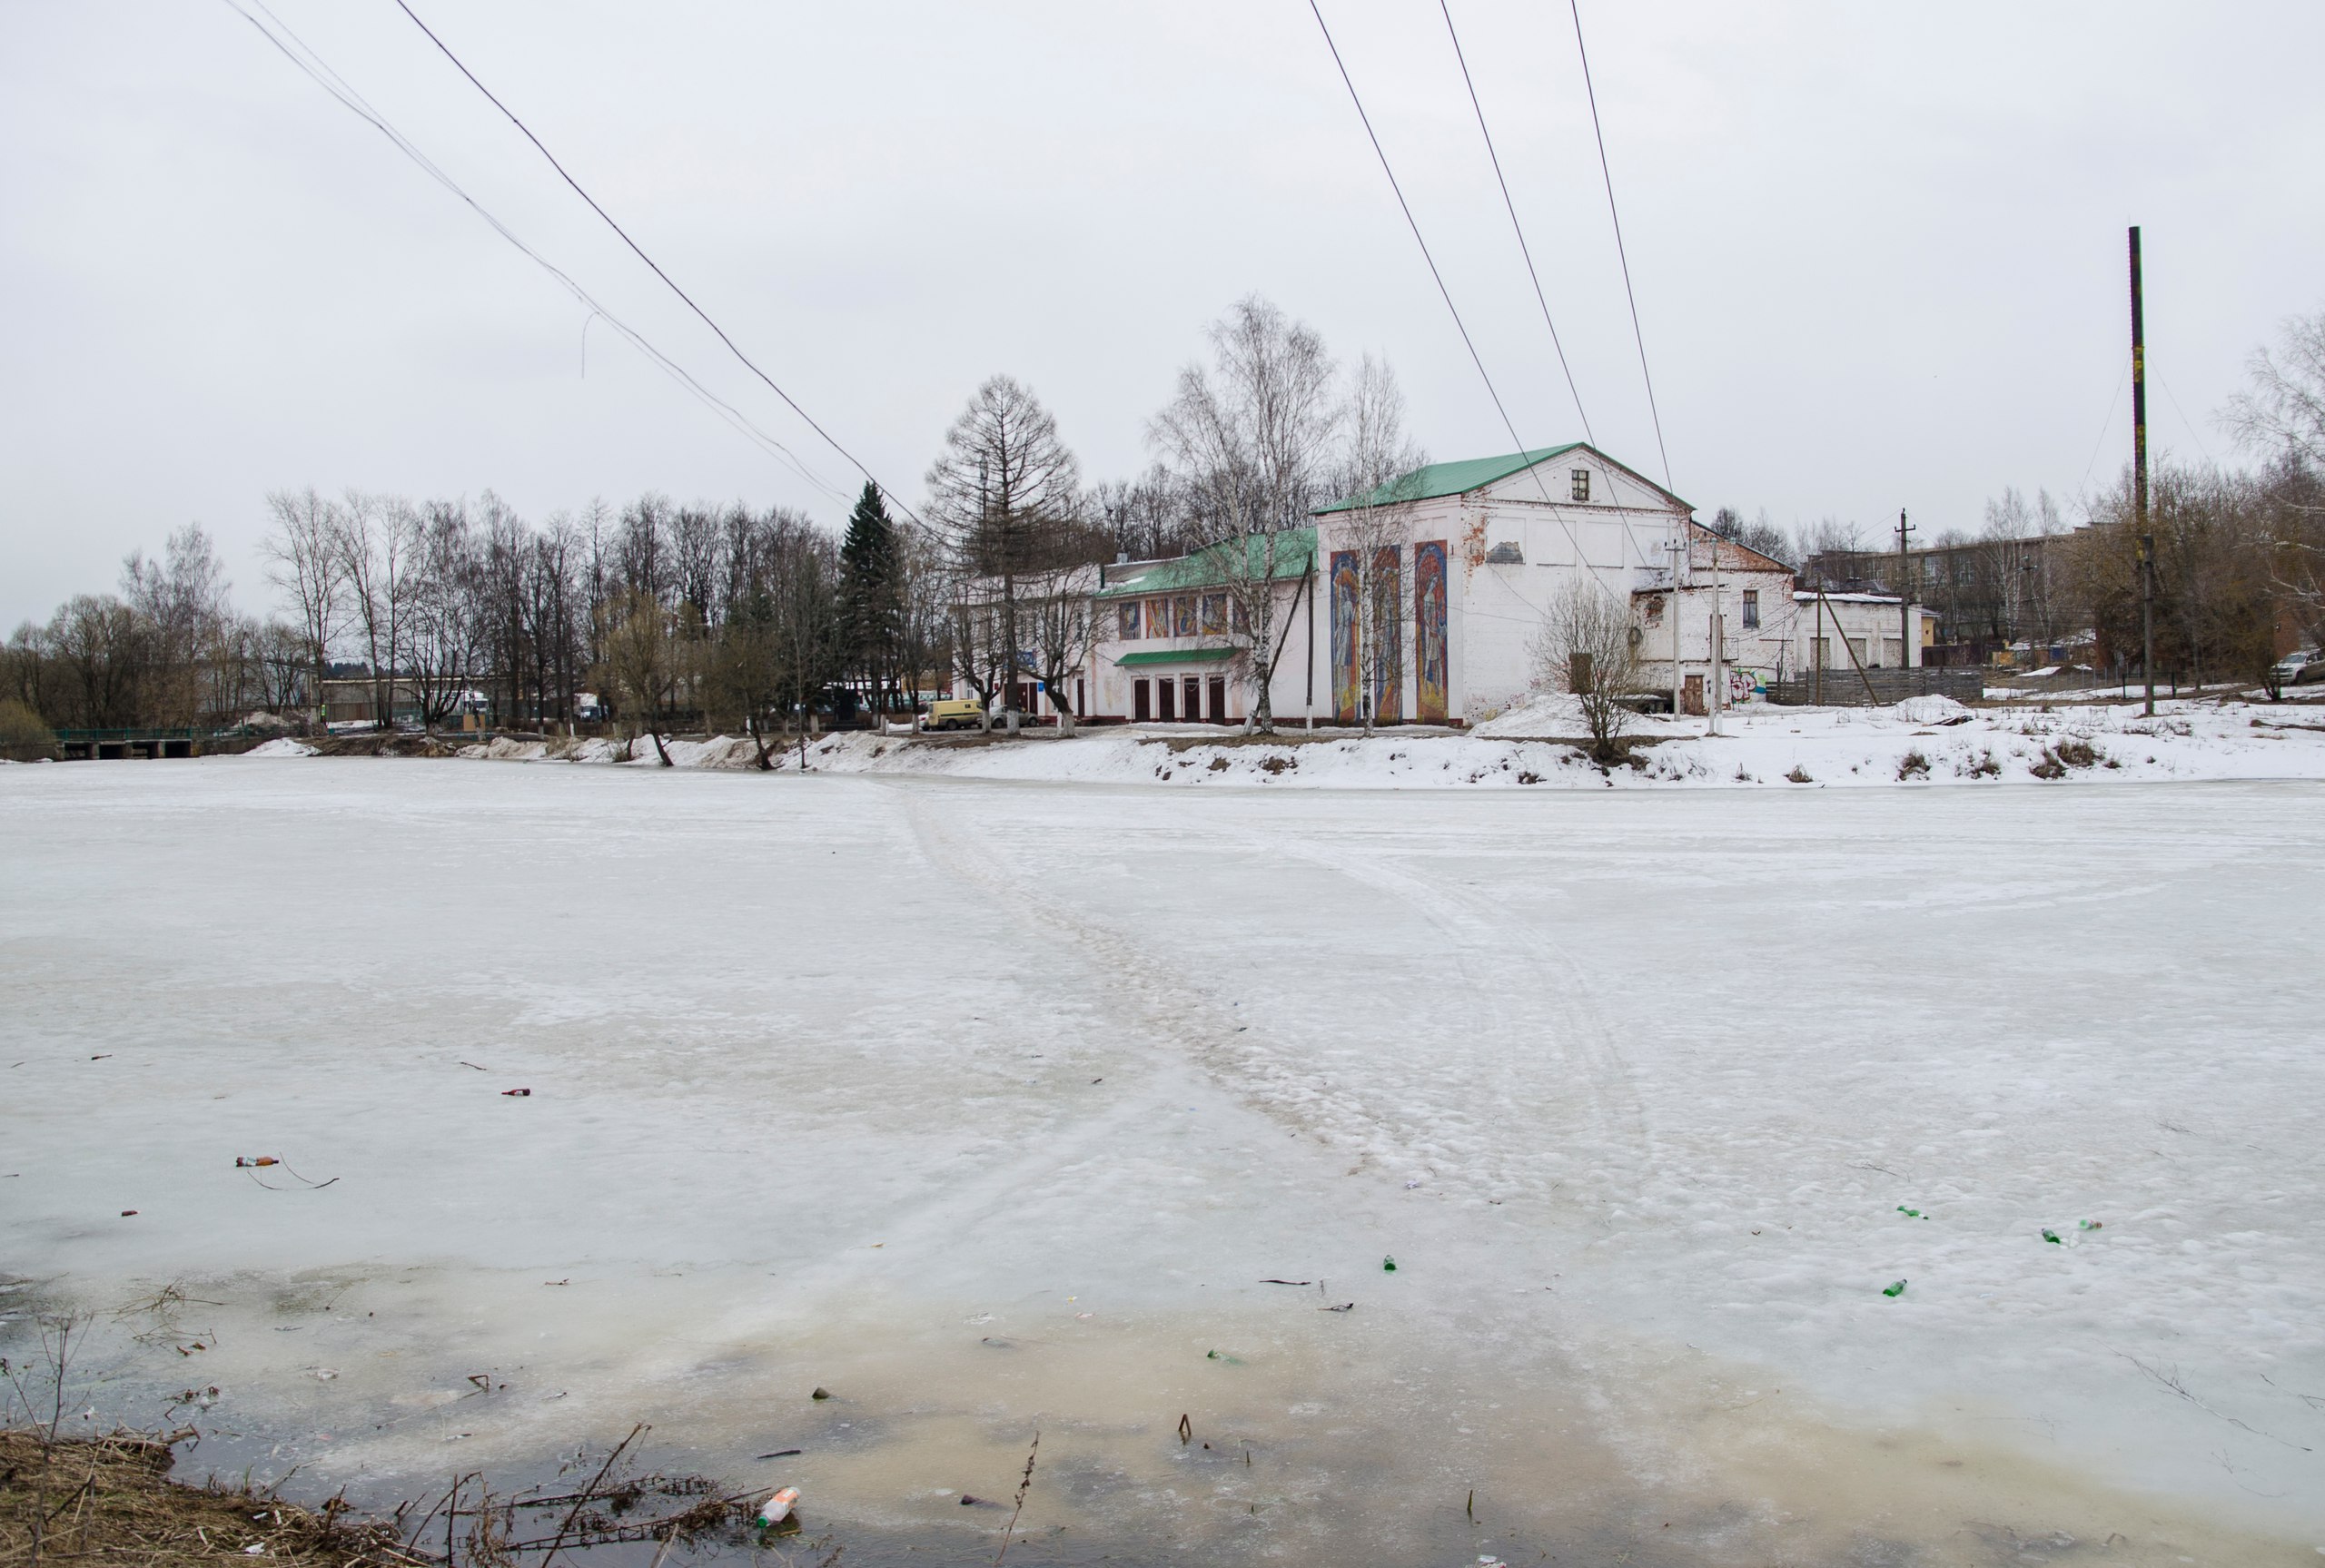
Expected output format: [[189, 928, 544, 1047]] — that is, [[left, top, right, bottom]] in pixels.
[[1152, 299, 1399, 732], [262, 488, 346, 724]]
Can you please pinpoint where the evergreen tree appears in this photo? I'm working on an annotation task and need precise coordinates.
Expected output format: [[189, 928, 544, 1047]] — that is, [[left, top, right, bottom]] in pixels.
[[837, 482, 903, 716]]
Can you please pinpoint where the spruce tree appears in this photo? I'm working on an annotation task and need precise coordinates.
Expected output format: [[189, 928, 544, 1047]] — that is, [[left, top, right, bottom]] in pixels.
[[837, 481, 902, 717]]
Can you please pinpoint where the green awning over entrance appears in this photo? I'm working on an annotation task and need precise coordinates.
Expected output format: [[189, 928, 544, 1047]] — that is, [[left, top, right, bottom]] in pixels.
[[1114, 646, 1238, 667]]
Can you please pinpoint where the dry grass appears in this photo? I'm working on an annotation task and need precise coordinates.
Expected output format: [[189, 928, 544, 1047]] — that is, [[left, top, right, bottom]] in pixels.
[[0, 1429, 415, 1568]]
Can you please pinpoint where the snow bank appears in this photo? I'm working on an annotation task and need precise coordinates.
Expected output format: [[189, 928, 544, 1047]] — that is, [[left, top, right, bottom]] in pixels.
[[439, 698, 2325, 791], [1889, 693, 1970, 725], [244, 736, 319, 757]]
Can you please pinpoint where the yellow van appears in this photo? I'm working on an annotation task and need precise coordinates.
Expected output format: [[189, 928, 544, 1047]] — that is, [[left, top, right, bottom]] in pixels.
[[919, 698, 986, 732]]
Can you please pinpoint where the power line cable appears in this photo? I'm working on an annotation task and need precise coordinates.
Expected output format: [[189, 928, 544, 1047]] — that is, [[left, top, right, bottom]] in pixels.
[[2077, 362, 2128, 496], [1437, 0, 1595, 449], [1568, 0, 1672, 491], [219, 0, 853, 506], [390, 0, 918, 523], [1307, 0, 1631, 593]]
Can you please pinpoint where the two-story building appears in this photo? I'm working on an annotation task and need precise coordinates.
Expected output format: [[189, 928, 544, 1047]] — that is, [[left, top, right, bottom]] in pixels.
[[1064, 444, 1924, 725]]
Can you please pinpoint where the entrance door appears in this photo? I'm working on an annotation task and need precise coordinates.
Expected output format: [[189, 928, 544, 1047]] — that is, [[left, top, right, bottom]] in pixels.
[[1157, 679, 1175, 721], [1206, 676, 1227, 723], [1133, 679, 1150, 722], [1183, 676, 1202, 722], [1683, 674, 1705, 716]]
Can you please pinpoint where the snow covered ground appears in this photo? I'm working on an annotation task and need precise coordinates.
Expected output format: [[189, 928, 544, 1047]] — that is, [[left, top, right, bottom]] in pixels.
[[5, 760, 2323, 1565], [430, 693, 2325, 793]]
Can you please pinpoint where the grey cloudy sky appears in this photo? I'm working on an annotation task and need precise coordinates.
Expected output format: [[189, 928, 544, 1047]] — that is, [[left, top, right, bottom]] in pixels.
[[5, 2, 2320, 627]]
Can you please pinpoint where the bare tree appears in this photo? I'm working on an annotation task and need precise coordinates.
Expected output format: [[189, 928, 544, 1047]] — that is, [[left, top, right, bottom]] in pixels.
[[1151, 300, 1416, 732], [765, 516, 843, 766], [1532, 576, 1643, 762], [927, 376, 1085, 734], [401, 501, 482, 728], [600, 587, 678, 764], [331, 490, 418, 729], [1338, 494, 1419, 733], [1714, 507, 1792, 567], [262, 488, 346, 725], [121, 524, 232, 725], [1326, 362, 1428, 734], [1087, 468, 1195, 562], [889, 523, 949, 717], [1022, 563, 1099, 734], [2222, 310, 2325, 650], [43, 595, 145, 729], [2222, 308, 2325, 471]]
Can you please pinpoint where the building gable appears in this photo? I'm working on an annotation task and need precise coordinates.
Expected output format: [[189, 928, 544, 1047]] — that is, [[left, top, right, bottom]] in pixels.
[[1316, 443, 1691, 517]]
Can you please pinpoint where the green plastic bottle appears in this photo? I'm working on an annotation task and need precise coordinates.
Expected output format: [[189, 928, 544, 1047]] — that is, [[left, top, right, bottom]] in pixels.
[[1882, 1279, 1907, 1298], [1381, 1255, 1397, 1272]]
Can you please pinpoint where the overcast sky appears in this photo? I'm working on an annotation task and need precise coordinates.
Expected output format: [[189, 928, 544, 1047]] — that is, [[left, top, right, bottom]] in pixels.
[[4, 1, 2320, 627]]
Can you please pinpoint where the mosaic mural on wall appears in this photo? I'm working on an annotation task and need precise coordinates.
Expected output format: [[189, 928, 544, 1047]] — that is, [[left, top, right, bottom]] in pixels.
[[1414, 539, 1448, 722], [1330, 550, 1360, 722]]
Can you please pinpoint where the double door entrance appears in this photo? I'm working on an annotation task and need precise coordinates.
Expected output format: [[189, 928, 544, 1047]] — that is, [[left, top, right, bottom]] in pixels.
[[1133, 674, 1230, 724]]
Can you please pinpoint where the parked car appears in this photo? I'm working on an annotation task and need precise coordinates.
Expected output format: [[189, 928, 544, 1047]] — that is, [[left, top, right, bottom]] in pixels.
[[918, 698, 986, 731], [2272, 648, 2324, 686]]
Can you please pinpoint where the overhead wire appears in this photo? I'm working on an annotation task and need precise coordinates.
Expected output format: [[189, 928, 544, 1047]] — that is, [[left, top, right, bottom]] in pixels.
[[1568, 0, 1672, 493], [1436, 0, 1595, 450], [217, 0, 854, 508], [389, 0, 920, 523], [1307, 0, 1637, 593]]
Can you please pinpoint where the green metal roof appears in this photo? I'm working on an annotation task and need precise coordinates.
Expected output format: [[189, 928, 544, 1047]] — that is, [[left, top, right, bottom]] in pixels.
[[1094, 527, 1314, 599], [1314, 447, 1587, 512], [1114, 646, 1239, 667]]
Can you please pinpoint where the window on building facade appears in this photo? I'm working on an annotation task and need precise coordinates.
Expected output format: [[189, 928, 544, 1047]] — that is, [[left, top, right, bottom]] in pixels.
[[1199, 593, 1226, 635], [1742, 590, 1760, 629], [1232, 597, 1249, 634], [1172, 596, 1196, 636], [1119, 602, 1140, 640], [1643, 594, 1664, 627], [1570, 468, 1590, 502], [1144, 598, 1168, 638]]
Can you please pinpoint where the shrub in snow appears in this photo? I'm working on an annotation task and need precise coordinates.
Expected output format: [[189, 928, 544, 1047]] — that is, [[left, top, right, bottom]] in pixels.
[[1897, 749, 1931, 780], [1893, 695, 1971, 725]]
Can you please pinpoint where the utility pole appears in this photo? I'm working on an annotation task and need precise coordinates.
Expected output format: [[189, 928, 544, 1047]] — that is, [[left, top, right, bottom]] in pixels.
[[1707, 519, 1723, 736], [2129, 225, 2154, 717], [1665, 529, 1685, 718], [1895, 508, 1914, 675]]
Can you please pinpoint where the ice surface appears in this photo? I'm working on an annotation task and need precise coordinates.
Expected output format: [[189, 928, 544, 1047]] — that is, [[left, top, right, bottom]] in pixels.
[[5, 760, 2323, 1565]]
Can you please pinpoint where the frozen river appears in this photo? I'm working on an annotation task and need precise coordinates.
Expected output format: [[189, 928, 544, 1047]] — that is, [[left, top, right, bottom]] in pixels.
[[5, 759, 2322, 1566]]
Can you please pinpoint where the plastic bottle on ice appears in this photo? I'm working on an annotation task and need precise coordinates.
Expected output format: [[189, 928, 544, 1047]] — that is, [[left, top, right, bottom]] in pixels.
[[757, 1487, 799, 1525]]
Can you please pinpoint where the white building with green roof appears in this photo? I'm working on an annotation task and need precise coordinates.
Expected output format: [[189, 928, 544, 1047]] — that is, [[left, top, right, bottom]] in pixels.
[[1071, 442, 1909, 726]]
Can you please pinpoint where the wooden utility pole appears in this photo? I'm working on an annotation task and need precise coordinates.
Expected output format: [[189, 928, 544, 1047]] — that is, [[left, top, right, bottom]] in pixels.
[[1666, 531, 1685, 717], [2130, 225, 2154, 717], [1895, 508, 1914, 672]]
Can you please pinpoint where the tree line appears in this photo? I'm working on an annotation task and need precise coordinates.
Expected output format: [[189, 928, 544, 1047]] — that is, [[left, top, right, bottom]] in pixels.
[[1696, 308, 2325, 685], [11, 298, 2319, 755], [5, 293, 1422, 753]]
